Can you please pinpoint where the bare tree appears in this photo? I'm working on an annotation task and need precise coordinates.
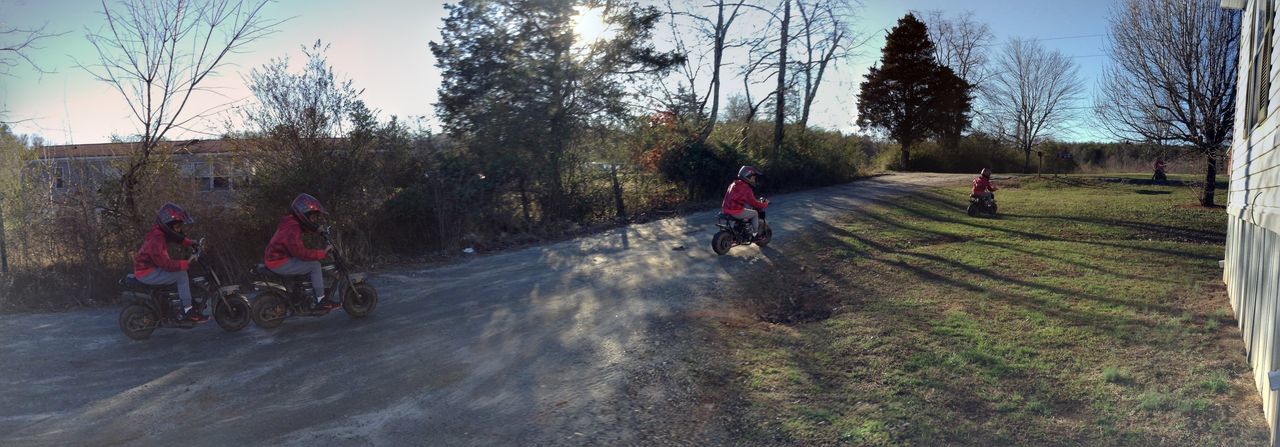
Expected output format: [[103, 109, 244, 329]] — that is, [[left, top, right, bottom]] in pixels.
[[921, 10, 991, 146], [921, 10, 992, 86], [1096, 0, 1238, 206], [0, 22, 63, 76], [792, 0, 860, 130], [0, 18, 62, 268], [663, 0, 750, 143], [731, 0, 855, 145], [1, 23, 67, 123], [82, 0, 279, 223], [772, 0, 790, 153], [738, 40, 781, 127], [984, 38, 1083, 173], [239, 40, 361, 140]]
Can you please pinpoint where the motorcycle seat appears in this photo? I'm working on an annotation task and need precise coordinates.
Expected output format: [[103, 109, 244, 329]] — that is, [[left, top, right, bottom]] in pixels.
[[719, 213, 747, 222], [252, 264, 310, 281], [120, 274, 176, 292]]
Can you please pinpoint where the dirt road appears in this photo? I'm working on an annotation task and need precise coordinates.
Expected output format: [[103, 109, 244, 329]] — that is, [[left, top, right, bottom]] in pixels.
[[0, 172, 967, 446]]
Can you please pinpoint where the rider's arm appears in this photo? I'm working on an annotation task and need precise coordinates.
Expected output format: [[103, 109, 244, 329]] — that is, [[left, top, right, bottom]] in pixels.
[[145, 237, 189, 272], [737, 185, 767, 209], [284, 224, 328, 261]]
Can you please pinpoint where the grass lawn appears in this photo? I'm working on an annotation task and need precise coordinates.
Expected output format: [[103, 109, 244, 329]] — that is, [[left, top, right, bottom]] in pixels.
[[693, 176, 1267, 446]]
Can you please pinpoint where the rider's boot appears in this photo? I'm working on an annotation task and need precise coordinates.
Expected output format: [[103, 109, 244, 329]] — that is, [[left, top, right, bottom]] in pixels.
[[183, 306, 208, 323], [312, 297, 341, 312]]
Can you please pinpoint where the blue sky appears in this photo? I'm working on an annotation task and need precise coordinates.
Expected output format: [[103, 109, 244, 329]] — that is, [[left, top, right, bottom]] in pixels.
[[1, 0, 1116, 145]]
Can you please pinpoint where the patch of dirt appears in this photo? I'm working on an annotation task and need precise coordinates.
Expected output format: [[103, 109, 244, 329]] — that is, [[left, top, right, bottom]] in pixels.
[[619, 315, 750, 446], [744, 262, 841, 325]]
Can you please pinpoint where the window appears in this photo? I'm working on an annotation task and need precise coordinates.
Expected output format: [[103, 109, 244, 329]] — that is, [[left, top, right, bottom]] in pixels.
[[1248, 0, 1275, 129], [52, 166, 64, 189], [194, 162, 232, 191]]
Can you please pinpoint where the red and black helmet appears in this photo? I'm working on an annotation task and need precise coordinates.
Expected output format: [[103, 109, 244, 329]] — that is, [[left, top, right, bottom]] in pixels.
[[738, 165, 762, 186], [290, 193, 328, 231], [156, 203, 193, 242], [980, 168, 992, 178]]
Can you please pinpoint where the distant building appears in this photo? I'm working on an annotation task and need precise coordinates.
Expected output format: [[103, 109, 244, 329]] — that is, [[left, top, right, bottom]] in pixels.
[[1223, 0, 1280, 444], [31, 139, 250, 199]]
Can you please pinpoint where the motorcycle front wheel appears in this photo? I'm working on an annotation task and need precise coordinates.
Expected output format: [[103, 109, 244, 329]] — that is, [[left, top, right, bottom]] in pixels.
[[214, 294, 252, 332], [343, 283, 378, 318], [754, 222, 773, 248], [712, 230, 733, 255], [967, 203, 978, 217]]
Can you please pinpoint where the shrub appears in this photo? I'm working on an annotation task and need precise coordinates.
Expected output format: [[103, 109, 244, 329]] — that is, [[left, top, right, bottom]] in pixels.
[[654, 139, 745, 200]]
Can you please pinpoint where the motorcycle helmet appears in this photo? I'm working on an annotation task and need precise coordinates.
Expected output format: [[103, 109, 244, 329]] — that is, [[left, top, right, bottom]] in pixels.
[[980, 168, 991, 179], [156, 203, 193, 242], [738, 165, 762, 187], [290, 193, 328, 231]]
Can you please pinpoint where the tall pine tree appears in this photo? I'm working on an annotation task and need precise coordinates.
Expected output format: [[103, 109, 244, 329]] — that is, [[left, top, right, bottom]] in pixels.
[[857, 14, 971, 169]]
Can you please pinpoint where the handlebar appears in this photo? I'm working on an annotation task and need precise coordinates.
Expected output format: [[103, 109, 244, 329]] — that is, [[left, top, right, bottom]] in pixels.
[[189, 237, 207, 260]]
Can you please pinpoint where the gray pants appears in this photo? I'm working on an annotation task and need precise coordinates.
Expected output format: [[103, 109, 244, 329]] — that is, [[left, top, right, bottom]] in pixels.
[[730, 209, 760, 235], [139, 269, 192, 307], [270, 258, 327, 301]]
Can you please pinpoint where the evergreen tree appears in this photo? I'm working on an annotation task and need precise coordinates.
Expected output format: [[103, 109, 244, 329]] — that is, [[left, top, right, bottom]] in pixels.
[[857, 13, 971, 169], [430, 0, 681, 221]]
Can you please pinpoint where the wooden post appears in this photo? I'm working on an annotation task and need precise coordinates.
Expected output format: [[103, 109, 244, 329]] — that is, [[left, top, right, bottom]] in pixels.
[[610, 165, 626, 222], [0, 195, 8, 273], [1037, 151, 1044, 178]]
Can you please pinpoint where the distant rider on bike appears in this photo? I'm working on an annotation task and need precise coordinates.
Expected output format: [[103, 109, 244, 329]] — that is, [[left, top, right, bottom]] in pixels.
[[133, 203, 205, 322], [264, 194, 337, 311], [722, 166, 769, 241], [972, 168, 998, 200]]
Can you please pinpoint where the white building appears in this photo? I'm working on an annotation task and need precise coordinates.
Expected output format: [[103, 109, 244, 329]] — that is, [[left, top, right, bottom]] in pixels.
[[1224, 0, 1280, 443]]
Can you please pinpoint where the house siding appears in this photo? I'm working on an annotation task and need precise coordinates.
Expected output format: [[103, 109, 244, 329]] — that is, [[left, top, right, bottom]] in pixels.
[[1228, 1, 1280, 444], [27, 150, 246, 200]]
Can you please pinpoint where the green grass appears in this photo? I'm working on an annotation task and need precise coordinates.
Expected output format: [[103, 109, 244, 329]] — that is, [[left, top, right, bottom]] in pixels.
[[698, 176, 1267, 446], [1200, 372, 1230, 395], [1102, 367, 1129, 384]]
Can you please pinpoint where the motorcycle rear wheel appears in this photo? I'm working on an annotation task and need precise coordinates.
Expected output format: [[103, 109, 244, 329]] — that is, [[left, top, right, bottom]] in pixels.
[[712, 230, 733, 255], [119, 304, 156, 340], [251, 292, 288, 329]]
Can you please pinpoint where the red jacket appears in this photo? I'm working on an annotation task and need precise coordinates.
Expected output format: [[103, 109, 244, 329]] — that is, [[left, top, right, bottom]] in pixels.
[[133, 225, 191, 278], [972, 176, 998, 196], [263, 214, 327, 269], [722, 179, 768, 215]]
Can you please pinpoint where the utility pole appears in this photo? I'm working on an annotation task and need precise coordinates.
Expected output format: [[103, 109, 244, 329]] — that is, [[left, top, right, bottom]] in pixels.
[[0, 195, 9, 273]]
